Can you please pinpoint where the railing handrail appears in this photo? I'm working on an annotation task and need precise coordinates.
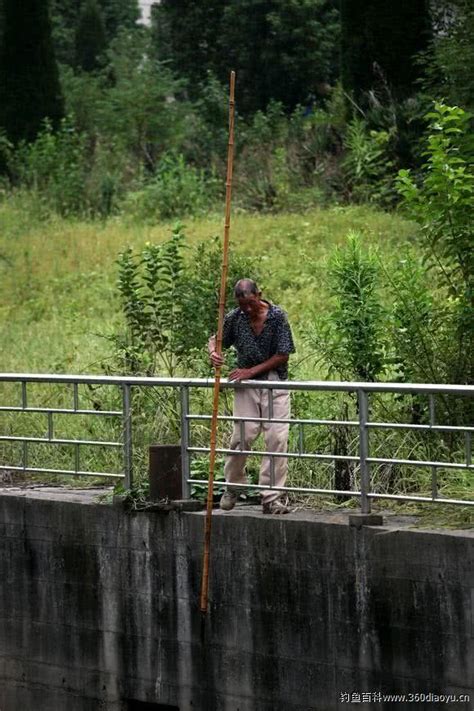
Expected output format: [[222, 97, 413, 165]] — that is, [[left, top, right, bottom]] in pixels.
[[0, 373, 473, 395], [0, 373, 472, 510]]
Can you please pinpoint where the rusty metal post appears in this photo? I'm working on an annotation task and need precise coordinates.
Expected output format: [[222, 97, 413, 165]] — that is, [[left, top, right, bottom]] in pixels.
[[149, 445, 182, 501]]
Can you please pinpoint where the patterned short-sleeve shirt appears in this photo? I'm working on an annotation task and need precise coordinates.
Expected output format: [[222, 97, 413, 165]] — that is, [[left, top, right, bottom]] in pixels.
[[222, 300, 295, 380]]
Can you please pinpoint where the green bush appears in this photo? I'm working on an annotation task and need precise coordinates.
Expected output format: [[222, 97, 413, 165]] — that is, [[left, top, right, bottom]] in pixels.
[[113, 223, 264, 377], [396, 102, 474, 390], [308, 231, 388, 381], [342, 117, 396, 205], [387, 255, 438, 384], [234, 100, 341, 211], [397, 103, 474, 290], [13, 118, 89, 216], [10, 117, 127, 217], [123, 153, 220, 221]]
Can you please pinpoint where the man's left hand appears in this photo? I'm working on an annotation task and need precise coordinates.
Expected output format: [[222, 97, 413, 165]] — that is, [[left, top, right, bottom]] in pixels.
[[228, 368, 255, 382]]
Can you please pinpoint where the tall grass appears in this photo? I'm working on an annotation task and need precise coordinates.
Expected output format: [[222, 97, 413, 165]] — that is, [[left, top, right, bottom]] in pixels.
[[0, 196, 416, 374]]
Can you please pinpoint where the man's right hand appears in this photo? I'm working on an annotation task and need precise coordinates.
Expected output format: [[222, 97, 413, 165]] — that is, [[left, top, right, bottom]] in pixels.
[[210, 350, 224, 368]]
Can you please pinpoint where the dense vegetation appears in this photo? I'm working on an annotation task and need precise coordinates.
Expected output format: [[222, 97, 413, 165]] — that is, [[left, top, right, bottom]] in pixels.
[[0, 1, 472, 513], [0, 0, 472, 219], [152, 0, 340, 114]]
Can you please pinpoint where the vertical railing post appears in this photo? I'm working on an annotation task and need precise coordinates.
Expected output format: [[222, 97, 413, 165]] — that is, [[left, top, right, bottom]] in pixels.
[[73, 382, 79, 411], [180, 385, 191, 498], [122, 383, 133, 489], [429, 394, 438, 500], [358, 389, 371, 514]]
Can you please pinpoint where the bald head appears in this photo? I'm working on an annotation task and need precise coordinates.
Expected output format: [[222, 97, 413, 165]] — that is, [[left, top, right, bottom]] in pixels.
[[234, 279, 259, 299]]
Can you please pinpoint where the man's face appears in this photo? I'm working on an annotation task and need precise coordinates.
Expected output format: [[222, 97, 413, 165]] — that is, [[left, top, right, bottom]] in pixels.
[[237, 293, 260, 318]]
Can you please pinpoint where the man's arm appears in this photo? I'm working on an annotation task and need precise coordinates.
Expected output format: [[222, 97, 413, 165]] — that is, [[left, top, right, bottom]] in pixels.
[[208, 334, 225, 367], [208, 334, 217, 354], [229, 353, 289, 382], [209, 310, 236, 367]]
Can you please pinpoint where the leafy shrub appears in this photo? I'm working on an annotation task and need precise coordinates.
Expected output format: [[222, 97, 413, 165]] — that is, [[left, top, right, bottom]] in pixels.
[[381, 253, 474, 427], [0, 130, 14, 171], [386, 255, 438, 384], [397, 103, 474, 290], [190, 455, 226, 501], [308, 231, 387, 381], [396, 102, 474, 389], [234, 99, 341, 211], [85, 159, 122, 217], [10, 117, 128, 217], [342, 118, 395, 205], [13, 118, 89, 216], [123, 153, 220, 221], [113, 223, 264, 376]]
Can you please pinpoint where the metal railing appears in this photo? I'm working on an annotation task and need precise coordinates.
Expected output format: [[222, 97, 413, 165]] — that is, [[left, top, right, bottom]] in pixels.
[[0, 374, 472, 512]]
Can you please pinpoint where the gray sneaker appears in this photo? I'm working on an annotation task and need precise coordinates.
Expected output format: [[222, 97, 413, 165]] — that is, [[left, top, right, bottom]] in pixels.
[[219, 490, 238, 511]]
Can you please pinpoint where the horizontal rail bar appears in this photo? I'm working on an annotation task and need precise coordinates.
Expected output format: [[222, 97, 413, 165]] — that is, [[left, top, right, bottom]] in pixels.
[[188, 414, 359, 427], [0, 407, 122, 416], [367, 456, 474, 471], [0, 436, 122, 447], [188, 446, 358, 462], [367, 492, 474, 506], [189, 478, 360, 497], [189, 414, 474, 434], [189, 480, 473, 506], [367, 422, 474, 433], [0, 373, 473, 395], [0, 465, 123, 478]]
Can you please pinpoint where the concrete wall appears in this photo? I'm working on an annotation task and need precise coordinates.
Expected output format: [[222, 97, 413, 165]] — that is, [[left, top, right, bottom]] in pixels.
[[0, 491, 472, 711]]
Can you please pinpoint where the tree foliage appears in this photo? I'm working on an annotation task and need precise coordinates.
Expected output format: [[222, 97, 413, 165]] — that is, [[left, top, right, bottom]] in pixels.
[[98, 31, 186, 170], [50, 0, 139, 65], [152, 0, 340, 114], [397, 103, 474, 295], [421, 0, 474, 111], [340, 0, 431, 101], [0, 0, 64, 144], [223, 0, 340, 114], [0, 2, 4, 53], [100, 0, 140, 39], [396, 102, 474, 387], [74, 0, 107, 72]]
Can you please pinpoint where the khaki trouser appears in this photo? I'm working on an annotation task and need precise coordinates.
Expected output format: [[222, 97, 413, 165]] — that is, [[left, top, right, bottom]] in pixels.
[[224, 371, 290, 504]]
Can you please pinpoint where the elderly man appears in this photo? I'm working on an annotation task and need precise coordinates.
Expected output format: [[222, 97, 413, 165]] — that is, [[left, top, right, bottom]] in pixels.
[[208, 278, 295, 514]]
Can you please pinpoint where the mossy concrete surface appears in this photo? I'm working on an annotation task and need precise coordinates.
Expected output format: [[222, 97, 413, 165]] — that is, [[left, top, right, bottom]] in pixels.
[[0, 488, 472, 711]]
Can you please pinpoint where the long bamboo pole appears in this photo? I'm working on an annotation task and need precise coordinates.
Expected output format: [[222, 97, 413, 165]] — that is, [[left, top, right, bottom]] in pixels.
[[200, 70, 236, 616]]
